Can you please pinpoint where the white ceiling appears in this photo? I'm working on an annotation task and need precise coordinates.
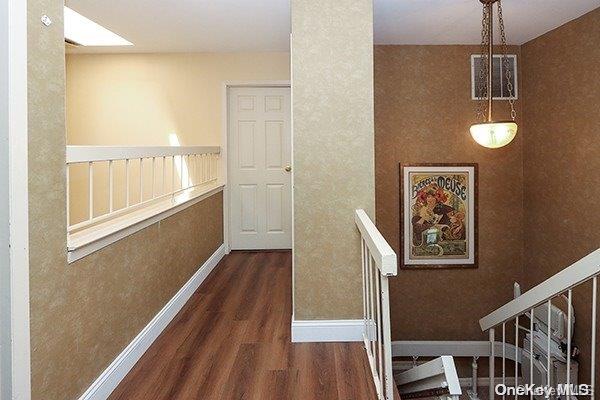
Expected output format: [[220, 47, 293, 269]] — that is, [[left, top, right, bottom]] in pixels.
[[66, 0, 600, 53], [375, 0, 600, 45], [65, 0, 291, 53]]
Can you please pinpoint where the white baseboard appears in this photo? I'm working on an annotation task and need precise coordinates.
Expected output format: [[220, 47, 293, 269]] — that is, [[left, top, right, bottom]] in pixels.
[[291, 318, 364, 343], [78, 243, 227, 400]]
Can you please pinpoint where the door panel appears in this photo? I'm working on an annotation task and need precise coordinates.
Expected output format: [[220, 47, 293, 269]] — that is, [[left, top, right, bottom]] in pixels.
[[265, 121, 283, 169], [266, 184, 284, 233], [240, 184, 258, 233], [229, 87, 291, 249], [237, 121, 256, 169]]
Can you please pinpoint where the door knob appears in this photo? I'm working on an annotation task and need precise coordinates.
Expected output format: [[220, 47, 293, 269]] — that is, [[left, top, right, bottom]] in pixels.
[[284, 165, 292, 172]]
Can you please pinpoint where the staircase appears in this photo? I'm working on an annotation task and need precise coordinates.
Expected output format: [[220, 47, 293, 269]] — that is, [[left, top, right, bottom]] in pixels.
[[356, 207, 600, 399]]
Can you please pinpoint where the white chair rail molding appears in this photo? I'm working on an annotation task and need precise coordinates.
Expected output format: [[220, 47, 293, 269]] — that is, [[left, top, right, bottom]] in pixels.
[[66, 145, 222, 262]]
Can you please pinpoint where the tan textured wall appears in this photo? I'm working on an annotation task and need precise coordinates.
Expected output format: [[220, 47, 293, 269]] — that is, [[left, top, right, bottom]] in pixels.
[[28, 3, 224, 399], [66, 52, 290, 146], [27, 0, 69, 397], [374, 45, 524, 340], [292, 0, 375, 320], [521, 7, 600, 385]]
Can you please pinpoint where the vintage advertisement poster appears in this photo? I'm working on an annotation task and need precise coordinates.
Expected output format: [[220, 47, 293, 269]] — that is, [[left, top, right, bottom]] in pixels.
[[401, 164, 478, 269]]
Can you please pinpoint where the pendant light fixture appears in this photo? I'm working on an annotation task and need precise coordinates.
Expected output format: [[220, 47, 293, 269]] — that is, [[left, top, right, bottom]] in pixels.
[[470, 0, 517, 149]]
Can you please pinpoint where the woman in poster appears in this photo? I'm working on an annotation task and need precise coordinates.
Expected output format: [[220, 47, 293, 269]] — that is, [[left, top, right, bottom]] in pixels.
[[411, 183, 465, 247]]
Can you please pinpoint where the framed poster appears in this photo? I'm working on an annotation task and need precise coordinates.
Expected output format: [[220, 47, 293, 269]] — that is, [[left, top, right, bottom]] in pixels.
[[400, 163, 478, 269]]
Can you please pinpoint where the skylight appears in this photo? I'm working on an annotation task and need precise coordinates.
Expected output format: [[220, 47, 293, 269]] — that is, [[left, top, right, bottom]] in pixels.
[[64, 6, 133, 47]]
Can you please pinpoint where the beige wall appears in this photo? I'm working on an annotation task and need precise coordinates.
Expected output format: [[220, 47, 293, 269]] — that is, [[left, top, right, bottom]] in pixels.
[[66, 52, 290, 146], [291, 0, 375, 320], [374, 45, 525, 340], [28, 3, 226, 400], [521, 7, 600, 385]]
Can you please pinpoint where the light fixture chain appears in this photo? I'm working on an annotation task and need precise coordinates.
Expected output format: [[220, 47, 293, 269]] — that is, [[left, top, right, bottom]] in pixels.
[[497, 0, 517, 121], [476, 4, 490, 122]]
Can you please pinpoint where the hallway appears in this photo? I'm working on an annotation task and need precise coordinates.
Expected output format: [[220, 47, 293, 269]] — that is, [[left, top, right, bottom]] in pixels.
[[109, 251, 376, 400]]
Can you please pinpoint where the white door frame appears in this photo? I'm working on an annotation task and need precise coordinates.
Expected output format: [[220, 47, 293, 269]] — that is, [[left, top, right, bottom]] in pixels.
[[1, 0, 31, 399], [220, 81, 292, 253]]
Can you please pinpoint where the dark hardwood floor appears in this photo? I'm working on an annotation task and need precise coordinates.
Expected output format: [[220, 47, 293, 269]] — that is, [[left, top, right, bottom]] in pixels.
[[109, 251, 377, 400]]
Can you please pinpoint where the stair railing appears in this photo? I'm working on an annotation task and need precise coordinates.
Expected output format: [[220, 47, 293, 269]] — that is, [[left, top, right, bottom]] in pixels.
[[355, 209, 397, 400], [479, 248, 600, 399]]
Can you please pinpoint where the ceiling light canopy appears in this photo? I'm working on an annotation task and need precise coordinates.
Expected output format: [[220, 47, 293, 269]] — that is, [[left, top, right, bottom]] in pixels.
[[470, 0, 517, 149], [64, 6, 133, 47]]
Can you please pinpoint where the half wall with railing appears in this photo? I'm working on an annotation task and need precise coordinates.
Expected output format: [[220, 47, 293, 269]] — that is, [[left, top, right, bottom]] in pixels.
[[66, 145, 222, 262]]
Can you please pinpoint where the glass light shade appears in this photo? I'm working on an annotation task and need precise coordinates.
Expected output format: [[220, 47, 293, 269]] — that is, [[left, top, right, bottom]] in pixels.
[[470, 121, 518, 149]]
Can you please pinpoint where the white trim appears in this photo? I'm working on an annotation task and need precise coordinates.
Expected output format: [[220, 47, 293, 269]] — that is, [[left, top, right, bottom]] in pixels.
[[77, 243, 227, 400], [291, 319, 364, 343], [221, 83, 230, 254], [7, 0, 31, 398], [289, 43, 295, 318], [68, 185, 224, 263], [1, 2, 9, 397]]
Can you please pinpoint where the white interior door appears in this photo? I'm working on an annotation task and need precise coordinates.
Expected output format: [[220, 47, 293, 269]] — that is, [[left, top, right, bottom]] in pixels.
[[229, 86, 292, 250]]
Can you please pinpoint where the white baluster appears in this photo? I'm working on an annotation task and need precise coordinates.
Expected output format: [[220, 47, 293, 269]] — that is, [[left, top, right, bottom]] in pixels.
[[193, 154, 197, 187], [592, 277, 597, 400], [502, 322, 506, 400], [188, 155, 192, 187], [151, 157, 155, 199], [489, 328, 495, 400], [547, 300, 552, 388], [515, 316, 519, 399], [66, 165, 70, 227], [180, 155, 184, 190], [368, 255, 375, 359], [472, 357, 479, 396], [362, 239, 367, 335], [139, 158, 144, 203], [109, 160, 114, 213], [381, 275, 393, 400], [530, 308, 534, 400], [171, 156, 175, 200], [162, 156, 166, 195], [376, 271, 383, 394], [126, 159, 130, 207], [88, 161, 93, 221], [567, 289, 572, 399], [364, 245, 371, 351]]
